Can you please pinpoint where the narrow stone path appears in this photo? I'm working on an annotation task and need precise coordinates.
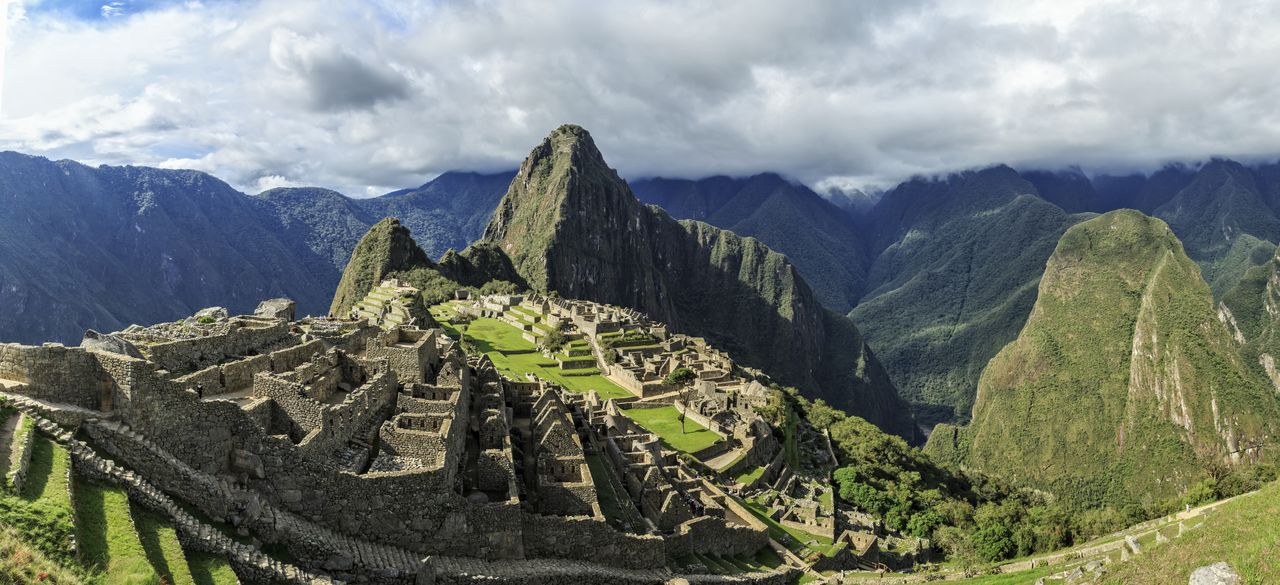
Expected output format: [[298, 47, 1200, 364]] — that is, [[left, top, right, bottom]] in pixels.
[[0, 410, 21, 480]]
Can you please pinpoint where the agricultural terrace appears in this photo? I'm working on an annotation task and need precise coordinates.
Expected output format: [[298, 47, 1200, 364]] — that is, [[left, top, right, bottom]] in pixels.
[[430, 303, 633, 400]]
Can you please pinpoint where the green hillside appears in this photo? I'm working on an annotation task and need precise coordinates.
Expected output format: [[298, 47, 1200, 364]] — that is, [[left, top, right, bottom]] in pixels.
[[927, 210, 1280, 509]]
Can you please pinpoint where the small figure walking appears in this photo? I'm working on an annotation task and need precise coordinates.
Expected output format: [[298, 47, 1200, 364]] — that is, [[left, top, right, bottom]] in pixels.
[[196, 383, 204, 400]]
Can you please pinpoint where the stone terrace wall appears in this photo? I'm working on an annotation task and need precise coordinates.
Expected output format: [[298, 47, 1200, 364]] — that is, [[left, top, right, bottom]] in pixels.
[[7, 414, 34, 493], [269, 339, 326, 374], [297, 371, 396, 460], [520, 513, 665, 569], [0, 344, 112, 409], [146, 319, 292, 373]]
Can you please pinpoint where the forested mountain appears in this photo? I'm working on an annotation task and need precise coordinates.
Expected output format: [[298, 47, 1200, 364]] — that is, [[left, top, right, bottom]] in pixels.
[[481, 125, 915, 437], [852, 166, 1083, 424], [926, 210, 1280, 509]]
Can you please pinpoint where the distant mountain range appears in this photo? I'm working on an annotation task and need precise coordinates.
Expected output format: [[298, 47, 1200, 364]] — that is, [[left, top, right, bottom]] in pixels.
[[7, 144, 1280, 433], [0, 151, 511, 344]]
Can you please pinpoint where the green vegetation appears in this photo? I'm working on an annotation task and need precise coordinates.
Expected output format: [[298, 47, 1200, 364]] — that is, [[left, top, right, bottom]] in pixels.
[[1153, 160, 1280, 300], [0, 434, 80, 570], [735, 465, 766, 486], [434, 312, 633, 399], [734, 495, 839, 558], [1102, 481, 1280, 584], [622, 406, 722, 454], [0, 526, 88, 585], [584, 454, 645, 532], [852, 167, 1080, 425], [132, 506, 196, 585], [928, 210, 1280, 511], [73, 478, 161, 584]]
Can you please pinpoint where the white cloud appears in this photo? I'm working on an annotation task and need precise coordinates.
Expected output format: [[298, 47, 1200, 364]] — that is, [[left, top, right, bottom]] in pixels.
[[1, 0, 1278, 197]]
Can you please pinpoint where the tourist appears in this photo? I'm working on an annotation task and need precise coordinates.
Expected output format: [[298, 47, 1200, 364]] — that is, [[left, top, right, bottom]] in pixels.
[[196, 383, 204, 399]]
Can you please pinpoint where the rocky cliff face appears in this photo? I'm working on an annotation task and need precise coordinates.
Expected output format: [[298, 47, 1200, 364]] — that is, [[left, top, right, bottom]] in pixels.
[[927, 210, 1280, 508], [482, 125, 914, 437]]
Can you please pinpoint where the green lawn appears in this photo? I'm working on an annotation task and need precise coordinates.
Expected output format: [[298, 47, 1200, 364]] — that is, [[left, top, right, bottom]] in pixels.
[[73, 478, 161, 584], [186, 551, 239, 585], [436, 314, 634, 400], [623, 406, 722, 454], [132, 506, 197, 585]]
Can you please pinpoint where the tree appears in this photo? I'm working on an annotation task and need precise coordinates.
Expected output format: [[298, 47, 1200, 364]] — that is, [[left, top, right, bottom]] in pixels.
[[542, 328, 568, 353], [806, 398, 847, 430], [664, 367, 697, 433]]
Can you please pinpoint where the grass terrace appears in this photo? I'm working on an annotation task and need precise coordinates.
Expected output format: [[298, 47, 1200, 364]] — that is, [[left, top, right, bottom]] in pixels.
[[73, 477, 161, 584], [432, 309, 634, 400], [133, 506, 198, 585], [0, 432, 80, 569], [622, 406, 723, 454], [186, 552, 240, 585]]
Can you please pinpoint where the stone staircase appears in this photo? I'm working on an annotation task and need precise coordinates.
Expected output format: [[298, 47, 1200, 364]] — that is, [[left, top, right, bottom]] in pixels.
[[86, 419, 424, 580]]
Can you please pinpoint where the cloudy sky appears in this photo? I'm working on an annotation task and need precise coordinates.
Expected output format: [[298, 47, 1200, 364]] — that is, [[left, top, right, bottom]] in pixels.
[[1, 0, 1278, 197]]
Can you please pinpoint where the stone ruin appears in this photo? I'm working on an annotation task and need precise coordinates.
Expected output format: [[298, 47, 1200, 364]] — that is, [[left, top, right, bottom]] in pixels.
[[0, 297, 798, 585]]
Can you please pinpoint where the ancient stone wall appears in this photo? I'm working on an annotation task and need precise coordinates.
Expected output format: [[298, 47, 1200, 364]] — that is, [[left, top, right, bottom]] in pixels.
[[366, 328, 438, 385], [0, 344, 112, 409], [146, 319, 291, 373], [7, 414, 34, 492], [297, 371, 396, 460], [664, 516, 769, 560], [269, 339, 326, 373]]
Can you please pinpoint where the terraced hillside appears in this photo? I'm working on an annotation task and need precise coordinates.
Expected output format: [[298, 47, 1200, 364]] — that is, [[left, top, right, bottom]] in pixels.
[[0, 404, 241, 585]]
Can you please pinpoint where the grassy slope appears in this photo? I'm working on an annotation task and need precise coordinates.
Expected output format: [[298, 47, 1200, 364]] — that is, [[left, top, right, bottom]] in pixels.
[[1103, 482, 1280, 584], [185, 552, 240, 585], [622, 406, 722, 453], [0, 526, 88, 585], [73, 478, 160, 585]]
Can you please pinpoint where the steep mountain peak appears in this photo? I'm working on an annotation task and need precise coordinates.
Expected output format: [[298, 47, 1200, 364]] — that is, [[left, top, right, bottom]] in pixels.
[[479, 125, 914, 436], [329, 217, 436, 317], [482, 124, 649, 294]]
